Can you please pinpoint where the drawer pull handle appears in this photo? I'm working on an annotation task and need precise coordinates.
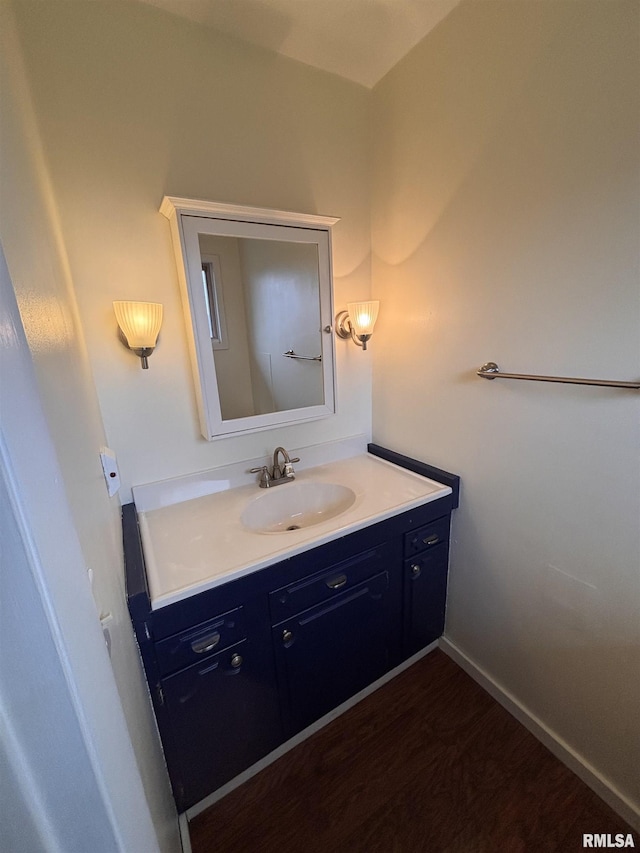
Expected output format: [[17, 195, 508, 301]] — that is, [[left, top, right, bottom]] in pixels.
[[423, 534, 440, 547], [326, 574, 347, 590], [282, 629, 294, 644], [230, 653, 243, 669], [411, 564, 421, 578], [191, 631, 221, 654]]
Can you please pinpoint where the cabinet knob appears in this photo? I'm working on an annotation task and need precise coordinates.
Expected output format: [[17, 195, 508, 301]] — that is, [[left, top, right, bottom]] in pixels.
[[411, 564, 421, 578], [230, 653, 243, 669], [282, 628, 293, 644]]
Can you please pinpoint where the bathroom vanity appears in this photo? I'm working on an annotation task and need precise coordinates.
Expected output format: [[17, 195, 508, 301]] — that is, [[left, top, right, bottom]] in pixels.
[[124, 446, 459, 812]]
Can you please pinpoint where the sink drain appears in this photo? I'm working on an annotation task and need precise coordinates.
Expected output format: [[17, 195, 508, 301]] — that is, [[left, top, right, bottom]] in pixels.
[[286, 524, 301, 531]]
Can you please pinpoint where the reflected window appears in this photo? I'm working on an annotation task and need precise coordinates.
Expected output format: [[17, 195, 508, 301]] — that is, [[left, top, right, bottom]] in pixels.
[[201, 254, 228, 349]]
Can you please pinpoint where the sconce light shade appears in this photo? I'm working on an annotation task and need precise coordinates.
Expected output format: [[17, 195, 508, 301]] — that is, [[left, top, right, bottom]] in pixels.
[[347, 301, 379, 338], [336, 300, 380, 350], [113, 301, 163, 369]]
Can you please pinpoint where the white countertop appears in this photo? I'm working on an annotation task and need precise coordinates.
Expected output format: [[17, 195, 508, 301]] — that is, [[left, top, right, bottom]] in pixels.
[[139, 454, 451, 609]]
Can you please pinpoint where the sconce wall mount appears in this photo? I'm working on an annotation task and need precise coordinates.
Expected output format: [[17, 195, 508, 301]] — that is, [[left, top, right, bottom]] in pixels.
[[335, 300, 379, 351]]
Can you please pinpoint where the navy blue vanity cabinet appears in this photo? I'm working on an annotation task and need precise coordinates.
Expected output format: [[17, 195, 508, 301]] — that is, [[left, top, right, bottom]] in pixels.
[[366, 443, 459, 659], [270, 543, 398, 736], [123, 452, 459, 811], [160, 636, 280, 809], [403, 516, 451, 656], [123, 504, 282, 812], [150, 597, 281, 812]]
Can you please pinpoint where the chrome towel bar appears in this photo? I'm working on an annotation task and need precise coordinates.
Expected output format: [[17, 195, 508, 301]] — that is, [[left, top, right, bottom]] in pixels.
[[283, 349, 322, 362], [477, 362, 640, 390]]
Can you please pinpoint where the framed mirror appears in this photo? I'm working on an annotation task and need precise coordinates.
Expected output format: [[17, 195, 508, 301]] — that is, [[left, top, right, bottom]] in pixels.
[[161, 197, 339, 439]]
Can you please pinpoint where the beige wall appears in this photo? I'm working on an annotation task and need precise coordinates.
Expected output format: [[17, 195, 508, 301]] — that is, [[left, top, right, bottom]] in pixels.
[[11, 0, 372, 500], [372, 0, 639, 813], [0, 5, 179, 849]]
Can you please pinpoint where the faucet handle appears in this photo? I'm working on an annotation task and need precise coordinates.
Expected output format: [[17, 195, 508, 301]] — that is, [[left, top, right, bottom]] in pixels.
[[282, 457, 300, 478], [249, 466, 271, 487]]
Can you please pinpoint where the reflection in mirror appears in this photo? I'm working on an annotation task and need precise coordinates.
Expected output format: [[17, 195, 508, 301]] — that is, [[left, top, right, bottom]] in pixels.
[[198, 234, 323, 421], [200, 252, 227, 349], [160, 198, 339, 439]]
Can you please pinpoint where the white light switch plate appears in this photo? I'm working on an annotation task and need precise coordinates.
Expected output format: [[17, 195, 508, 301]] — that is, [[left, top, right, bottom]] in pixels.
[[100, 447, 121, 496]]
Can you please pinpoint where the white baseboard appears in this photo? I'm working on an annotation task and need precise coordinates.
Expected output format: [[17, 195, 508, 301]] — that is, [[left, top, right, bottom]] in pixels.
[[439, 637, 640, 833], [178, 813, 192, 853]]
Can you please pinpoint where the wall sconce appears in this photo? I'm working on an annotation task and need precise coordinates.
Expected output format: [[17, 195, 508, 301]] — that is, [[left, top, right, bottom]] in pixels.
[[113, 301, 163, 369], [335, 301, 379, 351]]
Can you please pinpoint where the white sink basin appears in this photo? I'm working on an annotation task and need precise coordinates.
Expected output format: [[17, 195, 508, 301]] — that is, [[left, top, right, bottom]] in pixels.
[[241, 481, 356, 534]]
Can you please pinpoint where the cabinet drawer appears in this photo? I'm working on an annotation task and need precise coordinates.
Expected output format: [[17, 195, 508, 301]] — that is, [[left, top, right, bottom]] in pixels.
[[155, 606, 244, 676], [404, 516, 449, 558], [269, 543, 392, 624]]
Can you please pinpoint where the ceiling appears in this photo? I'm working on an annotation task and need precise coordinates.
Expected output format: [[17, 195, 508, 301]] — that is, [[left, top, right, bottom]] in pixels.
[[135, 0, 461, 88]]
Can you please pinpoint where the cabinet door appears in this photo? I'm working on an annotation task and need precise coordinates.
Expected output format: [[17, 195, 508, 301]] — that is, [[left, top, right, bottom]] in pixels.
[[404, 544, 448, 656], [162, 639, 281, 811], [273, 571, 394, 736]]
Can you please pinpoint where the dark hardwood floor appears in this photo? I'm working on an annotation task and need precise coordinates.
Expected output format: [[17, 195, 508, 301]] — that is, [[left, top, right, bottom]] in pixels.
[[189, 650, 636, 853]]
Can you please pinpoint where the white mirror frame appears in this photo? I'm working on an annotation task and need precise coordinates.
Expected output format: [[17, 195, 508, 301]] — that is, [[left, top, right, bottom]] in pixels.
[[160, 197, 339, 440]]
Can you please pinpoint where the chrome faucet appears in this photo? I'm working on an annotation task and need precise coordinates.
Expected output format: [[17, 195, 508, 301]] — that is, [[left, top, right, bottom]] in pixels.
[[249, 447, 300, 488]]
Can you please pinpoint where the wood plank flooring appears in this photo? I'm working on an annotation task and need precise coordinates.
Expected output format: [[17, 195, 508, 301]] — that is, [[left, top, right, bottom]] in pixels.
[[189, 650, 636, 852]]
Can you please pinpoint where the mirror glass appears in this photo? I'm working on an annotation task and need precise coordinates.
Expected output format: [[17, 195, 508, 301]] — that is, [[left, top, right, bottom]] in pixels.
[[198, 234, 323, 420], [161, 198, 338, 439]]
